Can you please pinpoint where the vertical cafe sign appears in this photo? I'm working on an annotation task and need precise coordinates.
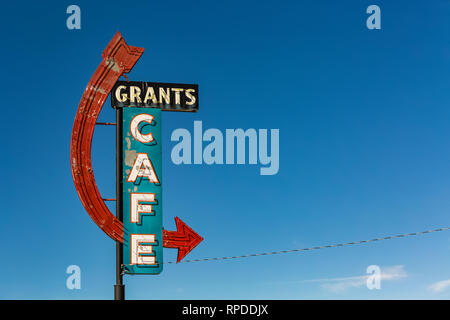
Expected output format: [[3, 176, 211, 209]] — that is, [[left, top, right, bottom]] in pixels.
[[122, 106, 163, 274], [113, 81, 199, 274]]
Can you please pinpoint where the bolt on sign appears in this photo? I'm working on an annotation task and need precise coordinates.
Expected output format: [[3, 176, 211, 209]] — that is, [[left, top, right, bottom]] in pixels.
[[70, 32, 203, 285]]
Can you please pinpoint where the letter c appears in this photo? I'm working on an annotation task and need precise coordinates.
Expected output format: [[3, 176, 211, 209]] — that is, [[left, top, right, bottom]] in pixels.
[[130, 113, 154, 143]]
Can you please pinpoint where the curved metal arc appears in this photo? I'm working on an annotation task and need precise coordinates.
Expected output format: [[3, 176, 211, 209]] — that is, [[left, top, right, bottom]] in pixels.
[[70, 32, 145, 243]]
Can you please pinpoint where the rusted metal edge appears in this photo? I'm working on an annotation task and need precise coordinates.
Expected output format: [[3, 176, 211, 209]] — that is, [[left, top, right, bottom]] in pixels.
[[70, 32, 144, 243]]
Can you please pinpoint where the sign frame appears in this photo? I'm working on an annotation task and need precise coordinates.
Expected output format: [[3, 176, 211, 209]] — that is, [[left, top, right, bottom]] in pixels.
[[112, 81, 199, 112]]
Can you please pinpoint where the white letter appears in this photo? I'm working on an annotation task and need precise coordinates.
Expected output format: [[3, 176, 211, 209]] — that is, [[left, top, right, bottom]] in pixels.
[[130, 86, 142, 103], [366, 5, 381, 30], [143, 87, 158, 104], [131, 234, 156, 265], [115, 85, 128, 102], [366, 265, 381, 290], [171, 88, 184, 105], [130, 113, 154, 144], [127, 153, 160, 183], [66, 265, 81, 290], [225, 129, 257, 165], [131, 193, 155, 223], [259, 129, 279, 175], [66, 5, 81, 30], [171, 129, 191, 164], [159, 88, 170, 104], [194, 121, 203, 164], [185, 89, 196, 105], [203, 128, 223, 164]]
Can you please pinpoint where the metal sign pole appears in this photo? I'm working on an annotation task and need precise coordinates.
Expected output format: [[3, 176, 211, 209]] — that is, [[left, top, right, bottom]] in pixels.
[[114, 107, 125, 300]]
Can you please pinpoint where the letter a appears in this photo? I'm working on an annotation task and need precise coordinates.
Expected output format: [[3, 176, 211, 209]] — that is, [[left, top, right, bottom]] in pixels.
[[127, 153, 160, 183], [366, 265, 381, 290], [366, 5, 381, 30], [66, 5, 81, 30]]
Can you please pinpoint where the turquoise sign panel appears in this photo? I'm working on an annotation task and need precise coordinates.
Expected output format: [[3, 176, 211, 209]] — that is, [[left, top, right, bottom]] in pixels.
[[122, 107, 163, 274]]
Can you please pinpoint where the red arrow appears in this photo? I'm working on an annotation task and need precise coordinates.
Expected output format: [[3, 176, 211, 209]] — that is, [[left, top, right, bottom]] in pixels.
[[163, 217, 204, 263]]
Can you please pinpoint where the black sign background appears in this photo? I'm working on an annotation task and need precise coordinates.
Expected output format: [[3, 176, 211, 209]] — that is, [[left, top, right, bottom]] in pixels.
[[111, 81, 199, 112]]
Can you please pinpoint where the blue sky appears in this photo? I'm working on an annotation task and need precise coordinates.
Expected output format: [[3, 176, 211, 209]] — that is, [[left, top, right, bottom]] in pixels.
[[1, 0, 450, 299]]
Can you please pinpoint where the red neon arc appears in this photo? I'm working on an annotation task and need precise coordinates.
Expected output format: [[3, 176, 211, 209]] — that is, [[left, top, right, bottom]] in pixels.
[[163, 217, 204, 263], [70, 32, 145, 242]]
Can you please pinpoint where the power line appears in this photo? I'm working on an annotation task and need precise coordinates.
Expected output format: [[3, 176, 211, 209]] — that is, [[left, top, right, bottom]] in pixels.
[[165, 226, 450, 264]]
